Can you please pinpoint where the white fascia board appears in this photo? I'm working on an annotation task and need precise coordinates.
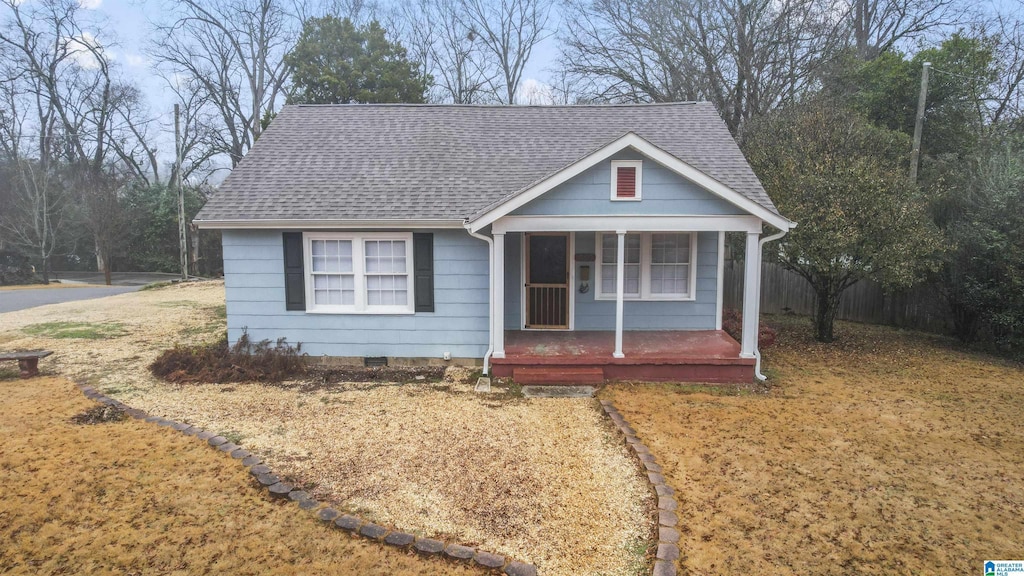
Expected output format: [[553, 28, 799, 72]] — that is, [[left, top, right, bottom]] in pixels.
[[468, 132, 795, 233], [492, 215, 764, 234], [193, 218, 466, 230]]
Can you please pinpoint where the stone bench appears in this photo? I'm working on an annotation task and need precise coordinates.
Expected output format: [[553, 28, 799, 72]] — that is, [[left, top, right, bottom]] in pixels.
[[0, 350, 53, 378]]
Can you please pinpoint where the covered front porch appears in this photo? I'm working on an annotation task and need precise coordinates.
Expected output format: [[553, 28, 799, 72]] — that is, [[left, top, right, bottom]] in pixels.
[[465, 132, 795, 385], [491, 329, 755, 383], [482, 215, 770, 385]]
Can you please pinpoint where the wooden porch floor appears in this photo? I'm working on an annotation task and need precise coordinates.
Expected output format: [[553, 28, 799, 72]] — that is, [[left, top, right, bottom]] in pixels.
[[491, 330, 755, 384]]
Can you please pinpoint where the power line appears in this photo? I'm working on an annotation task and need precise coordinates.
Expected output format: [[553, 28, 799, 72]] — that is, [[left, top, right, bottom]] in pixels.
[[930, 66, 991, 84]]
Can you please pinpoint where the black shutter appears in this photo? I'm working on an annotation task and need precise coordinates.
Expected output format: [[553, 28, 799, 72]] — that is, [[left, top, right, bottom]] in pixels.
[[413, 233, 434, 313], [282, 232, 305, 311]]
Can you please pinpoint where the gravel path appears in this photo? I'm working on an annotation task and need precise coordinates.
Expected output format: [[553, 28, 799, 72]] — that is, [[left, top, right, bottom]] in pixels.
[[0, 282, 653, 576]]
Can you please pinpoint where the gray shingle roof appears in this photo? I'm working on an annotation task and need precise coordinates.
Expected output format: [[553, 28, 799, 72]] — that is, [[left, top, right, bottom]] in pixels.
[[195, 102, 780, 223]]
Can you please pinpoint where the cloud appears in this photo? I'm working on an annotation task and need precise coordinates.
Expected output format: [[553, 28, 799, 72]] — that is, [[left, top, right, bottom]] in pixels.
[[77, 0, 102, 9], [67, 32, 104, 70], [124, 52, 148, 68], [516, 78, 555, 105]]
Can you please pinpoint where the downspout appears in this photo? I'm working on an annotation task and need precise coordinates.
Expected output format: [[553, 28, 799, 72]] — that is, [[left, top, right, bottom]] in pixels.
[[753, 228, 791, 381], [465, 225, 494, 376]]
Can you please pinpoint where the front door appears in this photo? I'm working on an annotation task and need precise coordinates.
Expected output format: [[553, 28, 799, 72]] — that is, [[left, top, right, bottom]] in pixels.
[[525, 233, 570, 329]]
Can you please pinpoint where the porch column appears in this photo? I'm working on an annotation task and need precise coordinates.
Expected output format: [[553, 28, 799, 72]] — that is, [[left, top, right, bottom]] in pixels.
[[740, 231, 760, 358], [493, 232, 506, 358], [613, 230, 626, 358]]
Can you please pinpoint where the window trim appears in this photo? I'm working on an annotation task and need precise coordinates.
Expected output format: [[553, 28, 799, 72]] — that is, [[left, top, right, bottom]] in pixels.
[[303, 231, 415, 314], [610, 160, 643, 201], [594, 232, 698, 301]]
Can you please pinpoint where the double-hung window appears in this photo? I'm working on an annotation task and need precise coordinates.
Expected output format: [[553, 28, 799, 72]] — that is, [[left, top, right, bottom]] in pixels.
[[595, 232, 696, 300], [599, 233, 642, 298], [305, 233, 413, 313]]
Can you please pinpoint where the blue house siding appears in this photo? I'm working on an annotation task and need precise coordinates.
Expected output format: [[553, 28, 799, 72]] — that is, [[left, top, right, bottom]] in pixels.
[[222, 229, 490, 359], [504, 232, 523, 329], [511, 151, 745, 217]]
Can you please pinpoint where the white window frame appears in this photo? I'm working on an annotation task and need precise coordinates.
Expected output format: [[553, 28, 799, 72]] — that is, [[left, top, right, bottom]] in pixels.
[[303, 232, 415, 314], [610, 160, 643, 201], [594, 232, 698, 301]]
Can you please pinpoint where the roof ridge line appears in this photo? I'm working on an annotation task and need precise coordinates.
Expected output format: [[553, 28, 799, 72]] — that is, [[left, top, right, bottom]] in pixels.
[[289, 102, 705, 109]]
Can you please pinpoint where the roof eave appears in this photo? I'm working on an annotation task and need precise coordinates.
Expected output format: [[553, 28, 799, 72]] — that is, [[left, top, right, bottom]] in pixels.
[[193, 218, 468, 230]]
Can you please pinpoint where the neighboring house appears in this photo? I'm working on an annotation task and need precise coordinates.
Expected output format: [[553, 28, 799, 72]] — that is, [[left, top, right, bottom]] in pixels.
[[194, 103, 795, 384]]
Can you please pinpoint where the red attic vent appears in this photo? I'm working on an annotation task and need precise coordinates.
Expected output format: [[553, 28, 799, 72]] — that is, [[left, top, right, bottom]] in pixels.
[[616, 166, 636, 198]]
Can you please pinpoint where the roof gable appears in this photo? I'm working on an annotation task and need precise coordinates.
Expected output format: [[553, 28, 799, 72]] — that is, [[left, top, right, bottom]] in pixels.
[[469, 132, 793, 231]]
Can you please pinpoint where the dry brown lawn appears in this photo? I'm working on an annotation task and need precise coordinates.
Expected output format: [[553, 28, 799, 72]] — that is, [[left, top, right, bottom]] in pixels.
[[0, 375, 482, 575], [0, 282, 653, 576], [602, 317, 1024, 575]]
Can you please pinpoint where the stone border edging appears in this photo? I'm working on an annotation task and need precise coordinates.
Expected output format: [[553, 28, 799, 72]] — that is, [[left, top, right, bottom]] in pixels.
[[74, 382, 539, 576], [599, 399, 680, 576]]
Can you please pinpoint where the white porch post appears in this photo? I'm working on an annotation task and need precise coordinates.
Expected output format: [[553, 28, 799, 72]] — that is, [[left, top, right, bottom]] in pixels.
[[493, 232, 506, 358], [740, 231, 761, 358], [613, 230, 626, 358]]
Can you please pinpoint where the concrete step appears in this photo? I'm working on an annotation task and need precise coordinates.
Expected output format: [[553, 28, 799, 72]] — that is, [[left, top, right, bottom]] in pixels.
[[512, 366, 605, 385]]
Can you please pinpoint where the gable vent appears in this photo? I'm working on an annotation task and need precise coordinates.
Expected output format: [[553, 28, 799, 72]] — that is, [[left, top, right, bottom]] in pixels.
[[616, 166, 637, 198]]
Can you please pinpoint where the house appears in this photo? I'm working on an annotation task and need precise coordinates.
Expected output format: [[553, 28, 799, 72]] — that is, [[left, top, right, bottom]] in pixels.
[[194, 103, 795, 384]]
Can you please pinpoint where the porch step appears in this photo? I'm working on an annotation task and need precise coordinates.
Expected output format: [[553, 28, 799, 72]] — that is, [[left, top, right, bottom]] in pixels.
[[512, 366, 605, 385]]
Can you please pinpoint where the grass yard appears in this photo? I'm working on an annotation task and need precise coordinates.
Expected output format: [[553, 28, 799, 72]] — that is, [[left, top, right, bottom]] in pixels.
[[602, 316, 1024, 575], [0, 375, 481, 575]]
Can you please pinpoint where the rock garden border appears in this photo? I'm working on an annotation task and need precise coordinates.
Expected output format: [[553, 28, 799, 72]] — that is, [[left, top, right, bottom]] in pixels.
[[599, 399, 681, 576], [74, 382, 538, 576]]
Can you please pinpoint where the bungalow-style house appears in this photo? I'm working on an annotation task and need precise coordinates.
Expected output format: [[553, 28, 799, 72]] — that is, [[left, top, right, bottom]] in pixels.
[[194, 103, 795, 384]]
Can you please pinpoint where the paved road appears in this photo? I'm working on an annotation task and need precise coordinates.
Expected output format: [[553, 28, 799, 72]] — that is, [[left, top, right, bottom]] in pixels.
[[51, 272, 182, 286], [0, 286, 141, 314]]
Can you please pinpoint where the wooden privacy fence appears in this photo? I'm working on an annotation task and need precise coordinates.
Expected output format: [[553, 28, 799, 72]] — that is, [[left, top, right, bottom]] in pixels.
[[722, 261, 949, 333]]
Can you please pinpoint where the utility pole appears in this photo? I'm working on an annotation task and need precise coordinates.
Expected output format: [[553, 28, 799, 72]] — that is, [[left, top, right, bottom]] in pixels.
[[910, 61, 931, 183], [175, 104, 188, 280]]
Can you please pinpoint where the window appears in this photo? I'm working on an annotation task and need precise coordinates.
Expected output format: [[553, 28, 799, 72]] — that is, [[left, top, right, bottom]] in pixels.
[[305, 233, 413, 313], [595, 232, 696, 300], [611, 160, 643, 201], [650, 233, 690, 296], [600, 233, 641, 297]]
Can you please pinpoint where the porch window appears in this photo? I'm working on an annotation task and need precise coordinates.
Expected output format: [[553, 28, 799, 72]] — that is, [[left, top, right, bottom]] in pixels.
[[599, 233, 641, 297], [305, 233, 413, 313], [650, 233, 690, 296], [595, 232, 697, 300]]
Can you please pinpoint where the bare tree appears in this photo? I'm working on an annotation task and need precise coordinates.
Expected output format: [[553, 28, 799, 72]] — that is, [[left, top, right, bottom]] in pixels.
[[0, 0, 156, 281], [107, 84, 163, 186], [0, 0, 96, 280], [160, 74, 223, 184], [989, 8, 1024, 126], [560, 0, 847, 133], [150, 0, 297, 167], [390, 0, 495, 103], [850, 0, 963, 59], [457, 0, 552, 103]]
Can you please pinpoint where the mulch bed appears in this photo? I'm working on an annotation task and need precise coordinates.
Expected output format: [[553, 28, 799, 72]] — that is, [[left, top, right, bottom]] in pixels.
[[295, 366, 448, 392]]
